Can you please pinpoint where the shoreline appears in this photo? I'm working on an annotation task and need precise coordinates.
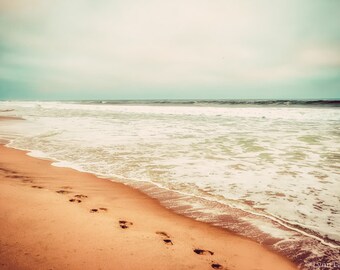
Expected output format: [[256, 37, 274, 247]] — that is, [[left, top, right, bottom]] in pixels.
[[0, 143, 298, 269]]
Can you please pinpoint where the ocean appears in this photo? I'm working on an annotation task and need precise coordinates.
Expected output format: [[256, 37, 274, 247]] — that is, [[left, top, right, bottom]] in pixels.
[[0, 100, 339, 269]]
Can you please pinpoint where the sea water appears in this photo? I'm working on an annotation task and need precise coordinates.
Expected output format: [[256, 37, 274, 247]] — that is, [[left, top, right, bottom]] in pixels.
[[0, 100, 339, 269]]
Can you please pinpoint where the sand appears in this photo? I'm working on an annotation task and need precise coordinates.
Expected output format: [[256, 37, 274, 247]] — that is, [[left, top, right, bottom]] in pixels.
[[0, 119, 298, 270], [0, 116, 23, 120]]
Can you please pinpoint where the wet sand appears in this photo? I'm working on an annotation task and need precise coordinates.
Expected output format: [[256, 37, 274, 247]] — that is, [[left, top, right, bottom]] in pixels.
[[0, 119, 297, 270], [0, 115, 23, 120]]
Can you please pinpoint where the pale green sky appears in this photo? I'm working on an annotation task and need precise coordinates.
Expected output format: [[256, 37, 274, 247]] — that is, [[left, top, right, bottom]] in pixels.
[[0, 0, 339, 100]]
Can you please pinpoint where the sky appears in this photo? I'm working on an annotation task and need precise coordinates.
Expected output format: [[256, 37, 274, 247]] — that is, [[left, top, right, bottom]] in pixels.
[[0, 0, 339, 100]]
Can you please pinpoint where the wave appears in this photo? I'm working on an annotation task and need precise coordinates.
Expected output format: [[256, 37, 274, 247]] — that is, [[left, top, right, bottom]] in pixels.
[[71, 99, 340, 107]]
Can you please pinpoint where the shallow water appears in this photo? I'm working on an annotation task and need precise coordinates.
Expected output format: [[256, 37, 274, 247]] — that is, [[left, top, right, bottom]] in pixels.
[[0, 100, 339, 269]]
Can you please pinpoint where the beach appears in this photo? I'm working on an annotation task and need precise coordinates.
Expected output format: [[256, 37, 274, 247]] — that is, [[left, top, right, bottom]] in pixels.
[[1, 0, 339, 267], [0, 119, 297, 269], [1, 100, 339, 269]]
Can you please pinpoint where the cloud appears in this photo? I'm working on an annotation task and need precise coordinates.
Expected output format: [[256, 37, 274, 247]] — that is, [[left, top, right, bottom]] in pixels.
[[299, 46, 340, 68], [0, 0, 339, 99]]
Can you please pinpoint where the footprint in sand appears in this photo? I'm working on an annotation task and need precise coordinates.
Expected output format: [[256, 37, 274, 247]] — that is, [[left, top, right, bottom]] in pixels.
[[0, 168, 17, 175], [119, 220, 133, 229], [193, 249, 214, 255], [69, 194, 88, 203], [156, 231, 170, 238], [56, 190, 72, 194], [90, 208, 108, 213], [22, 179, 33, 183], [7, 175, 22, 179], [60, 186, 72, 189], [31, 185, 43, 189], [211, 263, 223, 269], [156, 231, 173, 245], [74, 194, 88, 199], [69, 198, 82, 203], [163, 239, 173, 245]]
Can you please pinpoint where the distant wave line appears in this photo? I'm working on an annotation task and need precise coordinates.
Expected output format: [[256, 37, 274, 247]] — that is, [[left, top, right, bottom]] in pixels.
[[71, 99, 340, 107]]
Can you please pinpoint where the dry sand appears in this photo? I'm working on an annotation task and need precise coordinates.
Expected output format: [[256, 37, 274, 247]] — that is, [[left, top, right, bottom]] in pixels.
[[0, 119, 298, 270]]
